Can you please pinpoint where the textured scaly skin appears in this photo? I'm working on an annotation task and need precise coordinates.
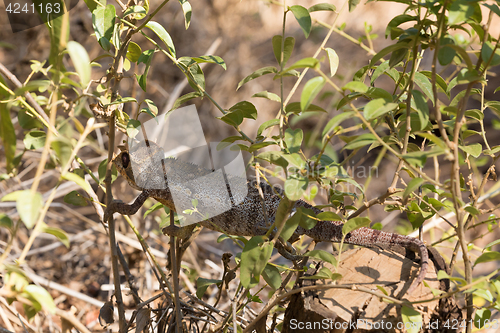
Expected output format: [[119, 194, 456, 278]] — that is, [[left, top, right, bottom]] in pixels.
[[105, 141, 429, 294]]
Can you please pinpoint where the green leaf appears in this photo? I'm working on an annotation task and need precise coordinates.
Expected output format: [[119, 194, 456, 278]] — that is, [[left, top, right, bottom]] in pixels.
[[342, 217, 370, 235], [322, 111, 355, 137], [66, 42, 91, 87], [23, 285, 56, 314], [240, 237, 274, 289], [363, 98, 397, 121], [196, 278, 222, 299], [474, 308, 491, 330], [446, 44, 473, 69], [481, 41, 500, 67], [51, 138, 73, 168], [289, 5, 312, 38], [449, 0, 475, 25], [272, 36, 295, 67], [237, 66, 278, 90], [83, 0, 104, 12], [474, 251, 500, 266], [62, 172, 92, 194], [325, 48, 339, 77], [284, 176, 308, 200], [24, 130, 46, 150], [274, 196, 293, 239], [256, 151, 288, 169], [343, 134, 377, 150], [146, 21, 176, 57], [369, 42, 410, 67], [192, 55, 226, 70], [257, 119, 280, 136], [282, 58, 319, 73], [285, 102, 326, 113], [301, 77, 325, 112], [17, 190, 43, 229], [385, 14, 416, 38], [229, 101, 257, 120], [281, 209, 302, 242], [64, 191, 88, 206], [262, 264, 282, 290], [342, 81, 368, 93], [252, 91, 281, 103], [41, 223, 70, 248], [389, 46, 408, 68], [92, 5, 116, 51], [126, 42, 142, 62], [170, 91, 202, 111], [403, 178, 424, 201], [459, 143, 482, 158], [348, 0, 360, 12], [46, 0, 69, 65], [316, 211, 342, 221], [304, 249, 337, 266], [283, 153, 305, 168], [401, 305, 422, 333], [0, 104, 16, 172], [308, 3, 336, 12], [301, 267, 340, 280], [411, 90, 430, 130], [457, 68, 483, 84], [483, 239, 500, 251], [178, 0, 192, 29], [126, 119, 141, 138], [123, 5, 146, 20], [0, 214, 13, 230], [284, 128, 303, 154], [419, 71, 448, 96], [413, 72, 433, 103], [178, 57, 205, 92], [135, 49, 155, 91]]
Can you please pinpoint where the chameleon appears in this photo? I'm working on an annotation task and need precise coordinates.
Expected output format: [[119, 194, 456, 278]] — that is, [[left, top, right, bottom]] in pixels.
[[104, 140, 429, 294]]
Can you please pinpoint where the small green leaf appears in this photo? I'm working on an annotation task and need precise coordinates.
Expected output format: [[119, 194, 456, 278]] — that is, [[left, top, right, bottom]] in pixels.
[[127, 119, 142, 138], [304, 249, 337, 266], [316, 211, 342, 221], [23, 285, 56, 314], [343, 134, 377, 150], [237, 66, 277, 90], [256, 151, 288, 169], [126, 42, 142, 62], [284, 176, 308, 201], [363, 98, 397, 121], [135, 49, 155, 91], [282, 58, 319, 73], [369, 42, 410, 67], [229, 101, 257, 120], [474, 251, 500, 266], [192, 55, 226, 70], [464, 206, 480, 216], [342, 81, 368, 93], [67, 41, 91, 87], [178, 0, 192, 29], [146, 21, 176, 57], [272, 36, 295, 67], [325, 48, 339, 77], [262, 264, 282, 290], [448, 0, 475, 25], [64, 191, 88, 206], [257, 119, 280, 136], [342, 217, 371, 235], [92, 5, 116, 51], [123, 5, 146, 20], [411, 90, 430, 130], [196, 278, 222, 299], [240, 237, 274, 289], [459, 143, 482, 158], [41, 224, 70, 248], [403, 178, 424, 201], [51, 138, 73, 168], [0, 214, 13, 230], [62, 172, 92, 194], [301, 77, 325, 112], [285, 102, 326, 113], [17, 190, 43, 229], [289, 5, 312, 38], [322, 111, 355, 138], [252, 91, 281, 103], [24, 130, 46, 150], [284, 128, 303, 153], [401, 305, 422, 333], [170, 91, 202, 111], [308, 3, 336, 12]]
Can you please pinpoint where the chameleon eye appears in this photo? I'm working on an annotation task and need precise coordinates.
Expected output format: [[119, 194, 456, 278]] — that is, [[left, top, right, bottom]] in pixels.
[[122, 152, 130, 168]]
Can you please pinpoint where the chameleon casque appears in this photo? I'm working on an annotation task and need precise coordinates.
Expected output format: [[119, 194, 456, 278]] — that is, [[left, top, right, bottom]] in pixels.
[[104, 140, 429, 294]]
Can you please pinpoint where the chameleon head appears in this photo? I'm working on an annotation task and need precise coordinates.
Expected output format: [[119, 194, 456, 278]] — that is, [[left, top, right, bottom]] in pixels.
[[112, 140, 169, 191]]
